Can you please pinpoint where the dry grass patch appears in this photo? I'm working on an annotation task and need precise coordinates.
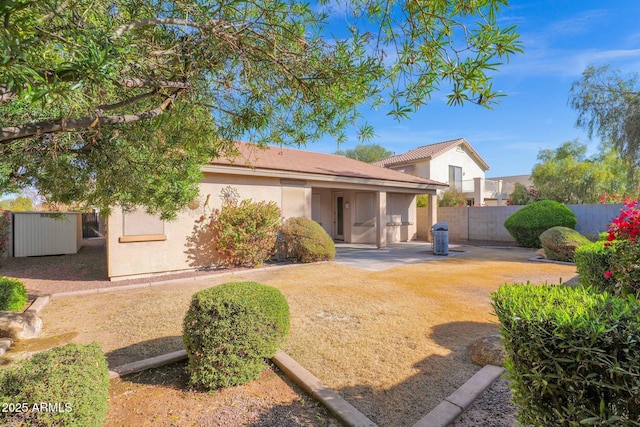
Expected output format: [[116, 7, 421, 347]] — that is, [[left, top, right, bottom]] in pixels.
[[9, 246, 576, 426]]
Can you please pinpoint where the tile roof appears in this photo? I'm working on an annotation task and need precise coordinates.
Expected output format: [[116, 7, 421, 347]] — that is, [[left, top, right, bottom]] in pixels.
[[209, 142, 448, 186], [372, 138, 490, 170]]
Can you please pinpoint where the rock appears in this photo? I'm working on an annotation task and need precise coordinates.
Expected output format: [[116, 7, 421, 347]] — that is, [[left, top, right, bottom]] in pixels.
[[468, 334, 506, 367], [534, 248, 546, 259], [539, 226, 591, 263], [0, 311, 43, 340], [0, 338, 12, 356]]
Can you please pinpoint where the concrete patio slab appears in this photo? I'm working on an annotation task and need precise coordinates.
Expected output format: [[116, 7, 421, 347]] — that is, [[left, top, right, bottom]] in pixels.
[[334, 242, 464, 271]]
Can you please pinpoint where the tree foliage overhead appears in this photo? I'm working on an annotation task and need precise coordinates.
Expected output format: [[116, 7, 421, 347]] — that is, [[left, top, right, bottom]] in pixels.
[[336, 143, 392, 163], [0, 196, 34, 211], [530, 140, 633, 204], [0, 0, 522, 218], [569, 65, 640, 186]]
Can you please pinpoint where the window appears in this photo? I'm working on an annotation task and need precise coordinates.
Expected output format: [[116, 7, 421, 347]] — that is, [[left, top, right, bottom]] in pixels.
[[449, 165, 462, 191], [119, 208, 166, 243], [354, 192, 375, 226], [386, 194, 411, 224]]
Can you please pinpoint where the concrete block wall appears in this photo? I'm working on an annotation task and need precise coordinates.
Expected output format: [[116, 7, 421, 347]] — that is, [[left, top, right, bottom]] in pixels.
[[568, 204, 623, 240], [419, 203, 625, 244], [438, 207, 470, 241]]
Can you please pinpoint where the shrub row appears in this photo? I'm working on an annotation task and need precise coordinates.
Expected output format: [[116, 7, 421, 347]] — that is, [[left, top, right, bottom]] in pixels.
[[493, 284, 640, 426], [0, 343, 110, 426], [183, 281, 290, 390], [0, 277, 27, 312]]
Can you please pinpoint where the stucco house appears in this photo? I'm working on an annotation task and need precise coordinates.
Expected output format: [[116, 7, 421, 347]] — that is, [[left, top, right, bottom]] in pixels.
[[106, 142, 447, 280], [373, 138, 504, 205]]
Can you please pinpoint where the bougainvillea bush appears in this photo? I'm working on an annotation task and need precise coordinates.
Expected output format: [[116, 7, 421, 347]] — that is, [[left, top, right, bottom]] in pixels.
[[603, 201, 640, 296], [0, 209, 10, 255]]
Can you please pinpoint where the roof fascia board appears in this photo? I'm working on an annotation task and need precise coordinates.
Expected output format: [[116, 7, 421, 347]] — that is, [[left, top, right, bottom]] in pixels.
[[202, 165, 445, 192]]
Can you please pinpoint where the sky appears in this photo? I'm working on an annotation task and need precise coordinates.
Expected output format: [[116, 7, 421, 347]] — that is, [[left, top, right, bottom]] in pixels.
[[309, 1, 640, 178]]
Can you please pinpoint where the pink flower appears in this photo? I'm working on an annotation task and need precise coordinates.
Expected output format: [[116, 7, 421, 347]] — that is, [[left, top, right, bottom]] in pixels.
[[605, 271, 613, 279]]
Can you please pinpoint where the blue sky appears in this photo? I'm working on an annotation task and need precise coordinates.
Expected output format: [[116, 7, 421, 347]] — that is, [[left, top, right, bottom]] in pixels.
[[310, 1, 640, 178]]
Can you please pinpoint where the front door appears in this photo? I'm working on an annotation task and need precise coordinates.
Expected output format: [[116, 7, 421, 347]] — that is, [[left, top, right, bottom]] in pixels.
[[334, 193, 344, 241]]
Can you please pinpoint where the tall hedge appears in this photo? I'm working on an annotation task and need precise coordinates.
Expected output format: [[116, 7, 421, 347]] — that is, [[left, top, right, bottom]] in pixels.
[[183, 282, 290, 390], [0, 343, 110, 427], [493, 284, 640, 426], [503, 200, 577, 247]]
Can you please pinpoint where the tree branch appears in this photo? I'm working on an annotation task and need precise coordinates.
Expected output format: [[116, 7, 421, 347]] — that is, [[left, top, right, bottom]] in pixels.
[[118, 78, 191, 89], [1, 90, 183, 142], [96, 90, 159, 112], [113, 18, 205, 37]]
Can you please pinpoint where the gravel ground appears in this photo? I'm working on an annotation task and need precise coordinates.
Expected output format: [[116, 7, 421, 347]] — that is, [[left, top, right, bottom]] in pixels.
[[453, 377, 517, 426], [0, 239, 575, 426]]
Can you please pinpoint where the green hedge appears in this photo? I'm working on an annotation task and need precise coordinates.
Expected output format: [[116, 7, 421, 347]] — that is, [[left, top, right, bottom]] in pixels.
[[503, 200, 577, 248], [0, 343, 110, 427], [493, 284, 640, 426], [0, 276, 27, 312], [183, 281, 290, 390], [281, 217, 335, 263], [575, 241, 616, 291]]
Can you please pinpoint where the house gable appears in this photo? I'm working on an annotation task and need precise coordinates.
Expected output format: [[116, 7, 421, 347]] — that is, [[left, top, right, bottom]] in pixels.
[[373, 138, 489, 184]]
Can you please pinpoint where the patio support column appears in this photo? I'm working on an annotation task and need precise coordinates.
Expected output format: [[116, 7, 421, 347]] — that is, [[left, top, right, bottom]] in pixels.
[[376, 191, 387, 248], [427, 193, 438, 242]]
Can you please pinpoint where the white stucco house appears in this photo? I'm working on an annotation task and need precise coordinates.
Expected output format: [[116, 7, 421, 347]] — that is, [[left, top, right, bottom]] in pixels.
[[373, 138, 506, 206], [106, 142, 447, 280]]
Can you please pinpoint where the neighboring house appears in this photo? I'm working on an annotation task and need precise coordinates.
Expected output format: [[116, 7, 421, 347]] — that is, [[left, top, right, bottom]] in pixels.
[[484, 175, 533, 205], [373, 138, 502, 205], [106, 142, 447, 280]]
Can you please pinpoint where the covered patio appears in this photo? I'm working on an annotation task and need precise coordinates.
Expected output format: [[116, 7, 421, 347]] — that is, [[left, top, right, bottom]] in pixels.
[[333, 241, 464, 271]]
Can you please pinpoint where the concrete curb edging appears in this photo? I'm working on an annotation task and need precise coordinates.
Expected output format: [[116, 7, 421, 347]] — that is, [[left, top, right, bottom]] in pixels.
[[528, 256, 575, 266], [412, 365, 505, 427], [272, 350, 377, 427], [49, 262, 311, 300], [108, 348, 377, 427], [109, 350, 188, 379], [25, 295, 50, 315]]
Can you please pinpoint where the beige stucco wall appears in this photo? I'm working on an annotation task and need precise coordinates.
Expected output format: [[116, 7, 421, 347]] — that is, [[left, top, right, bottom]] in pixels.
[[107, 173, 307, 280], [107, 171, 432, 279]]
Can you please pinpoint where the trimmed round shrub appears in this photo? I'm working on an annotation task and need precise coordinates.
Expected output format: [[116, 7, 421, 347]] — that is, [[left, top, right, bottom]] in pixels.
[[183, 281, 290, 390], [575, 240, 616, 291], [503, 200, 577, 248], [0, 277, 27, 312], [0, 342, 110, 427], [539, 226, 592, 262], [281, 217, 335, 263]]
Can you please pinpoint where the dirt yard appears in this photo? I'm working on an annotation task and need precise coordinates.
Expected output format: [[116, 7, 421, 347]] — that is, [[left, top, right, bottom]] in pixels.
[[1, 246, 577, 426]]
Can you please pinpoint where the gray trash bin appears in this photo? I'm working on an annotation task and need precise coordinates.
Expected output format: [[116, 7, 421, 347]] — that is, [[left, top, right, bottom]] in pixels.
[[430, 222, 449, 255]]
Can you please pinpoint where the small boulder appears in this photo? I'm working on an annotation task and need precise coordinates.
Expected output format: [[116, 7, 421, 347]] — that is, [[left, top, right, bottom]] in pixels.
[[534, 248, 546, 259], [539, 226, 592, 262], [468, 334, 506, 367], [0, 311, 43, 340]]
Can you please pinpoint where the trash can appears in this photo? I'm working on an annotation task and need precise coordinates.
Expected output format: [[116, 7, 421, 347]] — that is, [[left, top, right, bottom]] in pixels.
[[430, 222, 449, 256]]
